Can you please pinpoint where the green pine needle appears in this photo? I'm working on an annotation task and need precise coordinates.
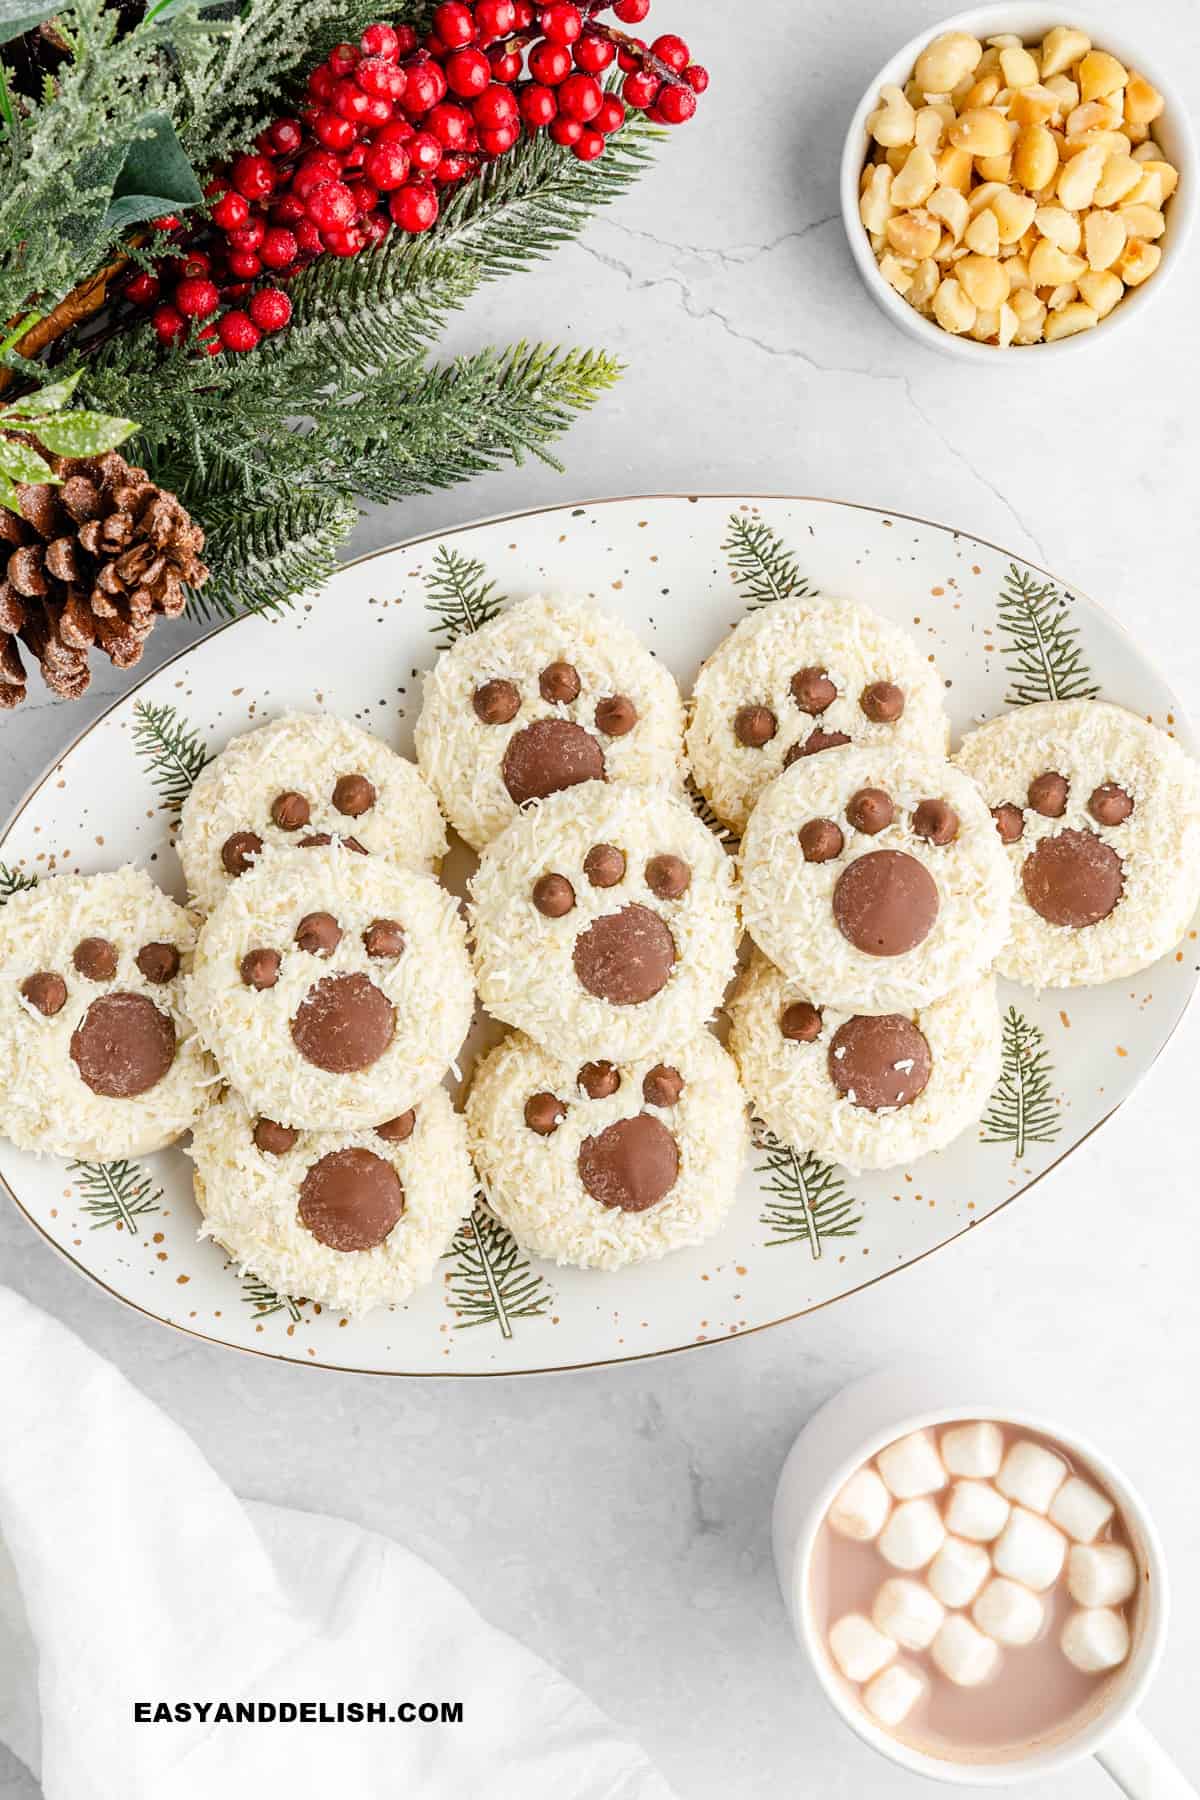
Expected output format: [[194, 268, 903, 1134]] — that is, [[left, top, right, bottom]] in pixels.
[[979, 1006, 1062, 1159], [69, 1157, 163, 1233], [757, 1132, 861, 1259], [995, 564, 1100, 706], [0, 862, 37, 903], [131, 698, 210, 814], [240, 1270, 305, 1323], [445, 1201, 552, 1337], [424, 544, 507, 650], [723, 514, 816, 611]]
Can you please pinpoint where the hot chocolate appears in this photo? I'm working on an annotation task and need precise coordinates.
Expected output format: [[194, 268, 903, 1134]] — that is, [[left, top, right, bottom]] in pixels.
[[810, 1419, 1143, 1761]]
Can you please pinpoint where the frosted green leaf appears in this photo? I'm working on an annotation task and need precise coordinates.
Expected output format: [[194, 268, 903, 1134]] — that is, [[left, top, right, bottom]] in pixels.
[[0, 435, 55, 484], [26, 412, 137, 456], [2, 369, 82, 416]]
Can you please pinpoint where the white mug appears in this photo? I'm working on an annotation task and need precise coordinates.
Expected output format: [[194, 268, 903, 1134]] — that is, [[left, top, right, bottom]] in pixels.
[[772, 1363, 1195, 1795]]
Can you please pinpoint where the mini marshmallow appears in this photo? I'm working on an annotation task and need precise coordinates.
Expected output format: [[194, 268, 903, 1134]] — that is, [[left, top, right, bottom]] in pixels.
[[828, 1467, 891, 1542], [1061, 1607, 1130, 1674], [941, 1421, 1004, 1479], [996, 1440, 1068, 1514], [928, 1536, 992, 1609], [1067, 1542, 1138, 1608], [873, 1578, 945, 1651], [863, 1663, 925, 1729], [931, 1615, 1001, 1688], [972, 1577, 1044, 1647], [993, 1507, 1067, 1591], [945, 1480, 1010, 1543], [878, 1498, 946, 1571], [877, 1431, 947, 1500], [1050, 1476, 1115, 1545], [829, 1613, 898, 1684]]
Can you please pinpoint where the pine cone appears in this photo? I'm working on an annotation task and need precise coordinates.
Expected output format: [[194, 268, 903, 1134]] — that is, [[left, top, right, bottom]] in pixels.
[[0, 450, 208, 709]]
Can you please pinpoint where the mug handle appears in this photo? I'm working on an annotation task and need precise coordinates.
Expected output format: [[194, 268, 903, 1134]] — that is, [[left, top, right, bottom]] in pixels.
[[1096, 1717, 1198, 1798]]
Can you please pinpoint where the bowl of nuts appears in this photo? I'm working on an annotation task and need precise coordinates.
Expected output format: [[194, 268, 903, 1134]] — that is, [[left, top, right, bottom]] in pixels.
[[840, 4, 1196, 356]]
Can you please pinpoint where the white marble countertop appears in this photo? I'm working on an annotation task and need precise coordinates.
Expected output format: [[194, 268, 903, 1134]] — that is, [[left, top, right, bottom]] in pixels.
[[3, 3, 1199, 1794]]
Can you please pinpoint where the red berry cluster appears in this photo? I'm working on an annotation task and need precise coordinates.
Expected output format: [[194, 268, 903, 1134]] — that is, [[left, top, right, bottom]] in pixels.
[[126, 3, 707, 355]]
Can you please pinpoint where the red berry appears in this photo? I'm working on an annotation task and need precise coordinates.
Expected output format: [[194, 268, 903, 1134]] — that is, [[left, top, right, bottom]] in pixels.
[[685, 64, 709, 93], [654, 81, 696, 123], [333, 77, 372, 122], [573, 32, 614, 73], [436, 151, 473, 182], [377, 118, 415, 145], [152, 302, 185, 342], [427, 101, 473, 148], [549, 114, 582, 146], [617, 40, 642, 72], [408, 130, 443, 175], [328, 41, 359, 76], [125, 271, 160, 305], [478, 121, 519, 154], [231, 153, 274, 200], [474, 0, 516, 40], [342, 141, 368, 169], [227, 249, 262, 277], [227, 217, 265, 252], [269, 116, 304, 154], [650, 33, 689, 71], [347, 178, 379, 215], [314, 110, 356, 150], [362, 93, 395, 126], [622, 68, 659, 108], [390, 183, 439, 231], [539, 3, 581, 44], [401, 57, 447, 114], [596, 94, 625, 133], [174, 276, 220, 318], [361, 210, 391, 246], [356, 54, 402, 97], [261, 227, 299, 269], [210, 189, 249, 231], [248, 287, 292, 332], [518, 82, 558, 128], [528, 39, 571, 84], [513, 0, 535, 23], [612, 0, 648, 18], [324, 225, 365, 256], [195, 321, 222, 355], [272, 193, 306, 226], [179, 249, 212, 277], [305, 179, 357, 231], [473, 82, 518, 130], [360, 21, 401, 59], [152, 213, 182, 231], [393, 24, 418, 54], [487, 45, 522, 82], [218, 309, 261, 352], [573, 128, 604, 161], [295, 218, 324, 254], [557, 71, 601, 121], [364, 139, 412, 190], [445, 46, 490, 97], [308, 65, 334, 100], [432, 2, 475, 47], [293, 150, 341, 196]]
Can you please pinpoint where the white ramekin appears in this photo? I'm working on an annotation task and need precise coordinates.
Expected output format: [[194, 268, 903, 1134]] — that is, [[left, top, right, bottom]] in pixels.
[[839, 4, 1198, 360]]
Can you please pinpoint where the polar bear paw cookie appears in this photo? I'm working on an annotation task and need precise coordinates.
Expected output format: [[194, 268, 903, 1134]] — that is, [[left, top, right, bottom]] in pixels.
[[187, 844, 473, 1129], [415, 593, 684, 850], [178, 712, 447, 913], [687, 593, 950, 835], [469, 782, 740, 1063], [957, 701, 1200, 988], [729, 951, 1001, 1173], [740, 749, 1010, 1013], [191, 1085, 473, 1316], [467, 1029, 748, 1269], [0, 866, 212, 1159]]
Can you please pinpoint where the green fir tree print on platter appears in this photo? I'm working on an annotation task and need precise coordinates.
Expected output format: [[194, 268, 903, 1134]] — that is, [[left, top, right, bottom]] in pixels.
[[69, 1158, 162, 1234], [445, 1201, 552, 1338], [131, 700, 210, 819], [995, 564, 1100, 706], [424, 545, 507, 649], [723, 513, 816, 613], [757, 1133, 862, 1260], [239, 1270, 306, 1325], [0, 863, 37, 903], [980, 1006, 1062, 1160]]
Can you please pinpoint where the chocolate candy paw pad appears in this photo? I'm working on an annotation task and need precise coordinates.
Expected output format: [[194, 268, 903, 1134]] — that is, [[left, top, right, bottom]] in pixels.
[[467, 1030, 749, 1270]]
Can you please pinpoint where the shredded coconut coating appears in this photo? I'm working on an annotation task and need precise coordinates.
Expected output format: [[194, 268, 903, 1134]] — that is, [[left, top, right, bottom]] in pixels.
[[686, 593, 950, 834], [728, 951, 1001, 1173], [178, 711, 447, 912], [414, 592, 685, 850], [190, 1084, 473, 1315], [956, 700, 1200, 988], [0, 866, 213, 1158], [469, 782, 740, 1062], [187, 844, 474, 1129], [740, 748, 1011, 1012], [466, 1028, 749, 1269]]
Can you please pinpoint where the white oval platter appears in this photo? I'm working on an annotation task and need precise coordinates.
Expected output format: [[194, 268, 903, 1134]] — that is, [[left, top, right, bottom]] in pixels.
[[0, 495, 1194, 1374]]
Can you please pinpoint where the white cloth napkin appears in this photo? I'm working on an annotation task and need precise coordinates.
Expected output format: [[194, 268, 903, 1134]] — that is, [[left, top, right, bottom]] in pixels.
[[0, 1286, 675, 1800]]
